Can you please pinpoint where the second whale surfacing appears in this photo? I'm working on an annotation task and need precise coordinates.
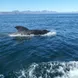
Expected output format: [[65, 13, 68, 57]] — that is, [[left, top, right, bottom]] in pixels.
[[9, 26, 50, 37]]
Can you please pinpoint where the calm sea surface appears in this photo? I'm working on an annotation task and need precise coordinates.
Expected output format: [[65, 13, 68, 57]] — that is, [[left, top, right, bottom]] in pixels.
[[0, 14, 78, 78]]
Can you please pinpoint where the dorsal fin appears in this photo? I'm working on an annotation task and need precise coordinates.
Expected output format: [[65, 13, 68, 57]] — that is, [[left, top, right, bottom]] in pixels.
[[15, 26, 29, 32]]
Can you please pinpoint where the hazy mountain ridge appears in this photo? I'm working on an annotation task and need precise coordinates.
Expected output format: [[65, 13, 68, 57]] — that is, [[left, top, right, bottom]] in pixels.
[[0, 10, 78, 14], [0, 10, 57, 14]]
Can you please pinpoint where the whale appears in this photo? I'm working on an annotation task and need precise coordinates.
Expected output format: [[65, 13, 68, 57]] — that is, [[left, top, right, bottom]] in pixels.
[[10, 26, 50, 36]]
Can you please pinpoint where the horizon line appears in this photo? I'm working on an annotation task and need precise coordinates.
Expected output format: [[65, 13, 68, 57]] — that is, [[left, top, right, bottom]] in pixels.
[[0, 10, 78, 14], [0, 10, 78, 13]]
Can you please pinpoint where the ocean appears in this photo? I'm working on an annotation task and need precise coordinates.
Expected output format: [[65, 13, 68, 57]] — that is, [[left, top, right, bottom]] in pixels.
[[0, 14, 78, 78]]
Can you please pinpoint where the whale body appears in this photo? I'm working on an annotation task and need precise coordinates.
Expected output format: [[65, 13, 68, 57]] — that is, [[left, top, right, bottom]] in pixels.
[[14, 26, 49, 35]]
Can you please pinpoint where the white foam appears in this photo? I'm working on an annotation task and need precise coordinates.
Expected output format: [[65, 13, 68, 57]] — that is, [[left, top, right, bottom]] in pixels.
[[9, 31, 56, 37], [0, 61, 77, 78], [68, 68, 78, 78], [3, 61, 78, 78], [17, 70, 26, 78], [26, 61, 78, 78], [60, 61, 78, 78], [28, 63, 38, 78], [0, 74, 4, 78], [9, 33, 35, 37], [41, 31, 56, 36]]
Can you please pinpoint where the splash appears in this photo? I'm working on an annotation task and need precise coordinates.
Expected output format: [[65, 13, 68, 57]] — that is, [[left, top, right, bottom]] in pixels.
[[9, 33, 35, 37], [1, 61, 78, 78], [0, 74, 4, 78], [41, 31, 56, 36], [14, 61, 78, 78], [9, 31, 56, 37]]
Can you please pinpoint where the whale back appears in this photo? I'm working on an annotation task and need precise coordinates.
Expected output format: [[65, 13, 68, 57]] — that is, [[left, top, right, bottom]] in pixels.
[[31, 30, 49, 35], [15, 26, 49, 35], [15, 26, 29, 32]]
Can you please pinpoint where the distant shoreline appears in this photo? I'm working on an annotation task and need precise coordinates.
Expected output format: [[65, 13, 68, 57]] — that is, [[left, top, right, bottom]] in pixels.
[[0, 10, 78, 14]]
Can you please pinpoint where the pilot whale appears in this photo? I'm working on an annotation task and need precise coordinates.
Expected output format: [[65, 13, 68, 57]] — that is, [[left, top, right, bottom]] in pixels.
[[10, 26, 50, 36]]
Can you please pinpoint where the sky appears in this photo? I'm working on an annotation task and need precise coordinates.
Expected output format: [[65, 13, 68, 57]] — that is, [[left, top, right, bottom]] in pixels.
[[0, 0, 78, 12]]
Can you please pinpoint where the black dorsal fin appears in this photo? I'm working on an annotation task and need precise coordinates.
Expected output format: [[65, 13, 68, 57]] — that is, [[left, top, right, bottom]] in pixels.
[[15, 26, 29, 32]]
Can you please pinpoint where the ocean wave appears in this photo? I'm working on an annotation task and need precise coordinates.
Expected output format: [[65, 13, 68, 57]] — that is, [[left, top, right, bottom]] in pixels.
[[25, 61, 78, 78], [1, 61, 78, 78], [2, 61, 77, 78]]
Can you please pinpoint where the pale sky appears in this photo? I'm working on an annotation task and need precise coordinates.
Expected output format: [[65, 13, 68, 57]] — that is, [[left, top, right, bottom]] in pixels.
[[0, 0, 78, 12]]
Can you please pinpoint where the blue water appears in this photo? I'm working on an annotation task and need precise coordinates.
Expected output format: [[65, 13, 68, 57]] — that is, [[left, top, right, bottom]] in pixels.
[[0, 14, 78, 78]]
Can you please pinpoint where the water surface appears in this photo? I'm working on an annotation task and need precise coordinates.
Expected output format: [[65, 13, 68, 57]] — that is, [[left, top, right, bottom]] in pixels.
[[0, 14, 78, 78]]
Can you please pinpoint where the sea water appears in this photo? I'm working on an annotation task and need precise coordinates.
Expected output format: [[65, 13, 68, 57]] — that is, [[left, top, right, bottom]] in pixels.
[[0, 14, 78, 78]]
